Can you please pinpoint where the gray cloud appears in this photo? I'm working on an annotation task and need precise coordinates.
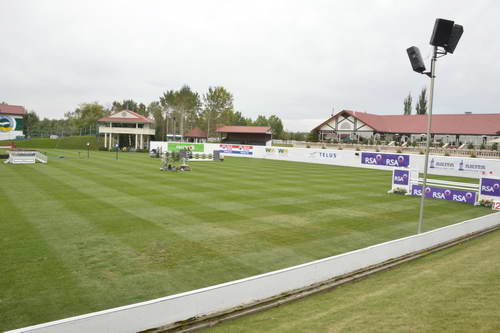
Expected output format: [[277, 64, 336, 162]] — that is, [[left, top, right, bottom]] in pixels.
[[1, 0, 498, 131]]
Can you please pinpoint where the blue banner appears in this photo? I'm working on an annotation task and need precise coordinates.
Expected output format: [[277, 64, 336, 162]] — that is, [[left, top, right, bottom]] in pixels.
[[411, 185, 477, 204], [361, 152, 410, 167]]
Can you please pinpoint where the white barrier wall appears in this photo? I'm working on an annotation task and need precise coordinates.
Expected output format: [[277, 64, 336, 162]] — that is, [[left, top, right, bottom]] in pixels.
[[150, 141, 500, 178], [9, 212, 500, 333]]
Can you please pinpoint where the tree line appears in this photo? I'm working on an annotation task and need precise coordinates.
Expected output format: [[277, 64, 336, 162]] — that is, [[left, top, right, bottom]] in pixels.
[[20, 85, 304, 140]]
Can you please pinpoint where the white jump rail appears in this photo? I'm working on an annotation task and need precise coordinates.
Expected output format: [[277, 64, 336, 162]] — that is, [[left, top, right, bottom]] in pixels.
[[416, 178, 479, 191], [7, 212, 500, 333]]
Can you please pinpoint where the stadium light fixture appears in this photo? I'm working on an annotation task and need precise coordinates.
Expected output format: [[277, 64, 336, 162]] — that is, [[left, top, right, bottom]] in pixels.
[[406, 18, 463, 234], [86, 142, 90, 159], [115, 143, 119, 160]]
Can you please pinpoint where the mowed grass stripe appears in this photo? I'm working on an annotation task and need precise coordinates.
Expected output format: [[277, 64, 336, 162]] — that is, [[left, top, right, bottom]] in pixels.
[[0, 150, 493, 331], [208, 229, 500, 333]]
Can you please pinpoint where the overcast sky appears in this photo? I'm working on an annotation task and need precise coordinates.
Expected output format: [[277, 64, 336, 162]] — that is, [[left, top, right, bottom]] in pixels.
[[1, 0, 498, 131]]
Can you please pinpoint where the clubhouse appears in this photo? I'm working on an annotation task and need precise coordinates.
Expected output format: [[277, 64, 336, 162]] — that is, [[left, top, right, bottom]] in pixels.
[[313, 110, 500, 146]]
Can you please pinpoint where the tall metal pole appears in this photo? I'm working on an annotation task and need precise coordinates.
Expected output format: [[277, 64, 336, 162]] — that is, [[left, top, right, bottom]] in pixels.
[[417, 46, 438, 233]]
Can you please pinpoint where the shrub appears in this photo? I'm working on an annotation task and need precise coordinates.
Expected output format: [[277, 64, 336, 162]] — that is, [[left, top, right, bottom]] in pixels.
[[306, 144, 311, 148], [396, 149, 402, 153], [467, 142, 474, 150], [321, 146, 326, 149], [470, 152, 477, 158], [392, 188, 407, 195], [419, 150, 424, 154], [479, 143, 486, 150], [356, 147, 360, 151], [444, 151, 450, 156], [492, 143, 498, 151], [479, 199, 493, 208]]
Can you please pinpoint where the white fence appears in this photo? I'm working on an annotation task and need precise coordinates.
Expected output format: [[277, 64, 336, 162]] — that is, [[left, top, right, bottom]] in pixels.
[[150, 141, 500, 179], [9, 212, 500, 333]]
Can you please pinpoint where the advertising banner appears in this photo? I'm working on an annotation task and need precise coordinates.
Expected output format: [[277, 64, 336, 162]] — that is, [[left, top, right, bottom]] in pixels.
[[167, 143, 204, 152], [410, 184, 477, 204], [361, 152, 410, 167], [220, 144, 253, 155], [393, 169, 410, 186], [479, 177, 500, 197], [429, 157, 494, 175]]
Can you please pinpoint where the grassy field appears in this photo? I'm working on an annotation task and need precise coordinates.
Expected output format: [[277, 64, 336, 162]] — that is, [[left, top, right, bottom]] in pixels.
[[209, 229, 500, 333], [0, 150, 492, 331]]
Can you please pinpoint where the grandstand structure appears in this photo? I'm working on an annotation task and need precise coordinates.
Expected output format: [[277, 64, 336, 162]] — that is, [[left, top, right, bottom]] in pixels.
[[313, 110, 500, 146], [97, 110, 155, 150]]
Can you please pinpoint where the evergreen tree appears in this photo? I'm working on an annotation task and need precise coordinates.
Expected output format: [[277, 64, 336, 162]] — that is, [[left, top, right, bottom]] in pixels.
[[415, 87, 427, 115], [403, 93, 412, 115]]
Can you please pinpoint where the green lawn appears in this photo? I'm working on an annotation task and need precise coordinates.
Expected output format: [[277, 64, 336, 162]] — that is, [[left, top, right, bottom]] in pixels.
[[0, 150, 492, 331], [209, 229, 500, 333]]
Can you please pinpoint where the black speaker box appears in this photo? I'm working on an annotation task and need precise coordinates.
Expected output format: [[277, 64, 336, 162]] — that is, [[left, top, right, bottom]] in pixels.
[[430, 18, 454, 47], [445, 24, 464, 54], [407, 46, 426, 73]]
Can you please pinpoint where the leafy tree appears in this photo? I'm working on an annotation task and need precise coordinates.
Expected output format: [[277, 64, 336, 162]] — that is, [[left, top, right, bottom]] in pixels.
[[160, 86, 201, 138], [147, 101, 165, 140], [415, 87, 427, 115], [253, 115, 268, 126], [64, 103, 108, 134], [175, 85, 201, 136], [403, 93, 412, 115], [307, 130, 319, 142], [24, 111, 40, 137], [202, 86, 234, 137], [267, 115, 284, 139]]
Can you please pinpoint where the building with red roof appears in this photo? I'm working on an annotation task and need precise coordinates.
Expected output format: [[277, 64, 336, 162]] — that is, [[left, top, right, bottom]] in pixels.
[[0, 104, 27, 140], [184, 127, 207, 143], [98, 110, 155, 150], [312, 110, 500, 146], [216, 126, 272, 146]]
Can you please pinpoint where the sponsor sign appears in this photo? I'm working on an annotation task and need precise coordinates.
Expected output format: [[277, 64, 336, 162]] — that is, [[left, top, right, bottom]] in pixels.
[[167, 143, 204, 152], [0, 115, 17, 132], [493, 201, 500, 210], [479, 177, 500, 197], [429, 157, 493, 175], [361, 152, 409, 167], [307, 151, 337, 159], [393, 169, 410, 186], [265, 147, 289, 155], [411, 184, 477, 204], [220, 144, 253, 155]]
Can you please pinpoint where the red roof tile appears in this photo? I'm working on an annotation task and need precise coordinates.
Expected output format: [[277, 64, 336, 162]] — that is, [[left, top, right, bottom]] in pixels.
[[313, 110, 500, 135], [184, 127, 207, 138], [216, 126, 272, 134], [98, 110, 154, 123], [0, 104, 27, 116]]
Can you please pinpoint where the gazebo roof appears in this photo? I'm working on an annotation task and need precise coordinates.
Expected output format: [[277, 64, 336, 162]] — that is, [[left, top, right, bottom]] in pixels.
[[184, 127, 207, 138], [98, 110, 154, 123]]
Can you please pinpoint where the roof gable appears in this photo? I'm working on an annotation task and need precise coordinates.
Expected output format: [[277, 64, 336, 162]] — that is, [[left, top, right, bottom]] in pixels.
[[98, 110, 154, 123]]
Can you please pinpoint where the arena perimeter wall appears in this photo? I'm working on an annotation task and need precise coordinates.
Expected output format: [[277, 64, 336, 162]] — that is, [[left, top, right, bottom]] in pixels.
[[8, 211, 500, 333], [150, 141, 500, 178]]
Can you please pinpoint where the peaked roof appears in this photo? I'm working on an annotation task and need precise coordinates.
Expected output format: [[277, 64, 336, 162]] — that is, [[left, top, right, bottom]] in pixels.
[[98, 110, 154, 123], [0, 104, 27, 116], [216, 125, 272, 134], [313, 110, 500, 135], [184, 127, 207, 138]]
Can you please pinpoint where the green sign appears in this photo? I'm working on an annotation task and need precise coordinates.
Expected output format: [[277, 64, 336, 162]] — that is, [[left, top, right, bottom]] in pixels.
[[167, 142, 204, 152]]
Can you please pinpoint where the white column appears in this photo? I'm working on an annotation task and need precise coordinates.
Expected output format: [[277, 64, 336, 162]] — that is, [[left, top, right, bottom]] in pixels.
[[135, 134, 138, 149], [140, 134, 144, 149]]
